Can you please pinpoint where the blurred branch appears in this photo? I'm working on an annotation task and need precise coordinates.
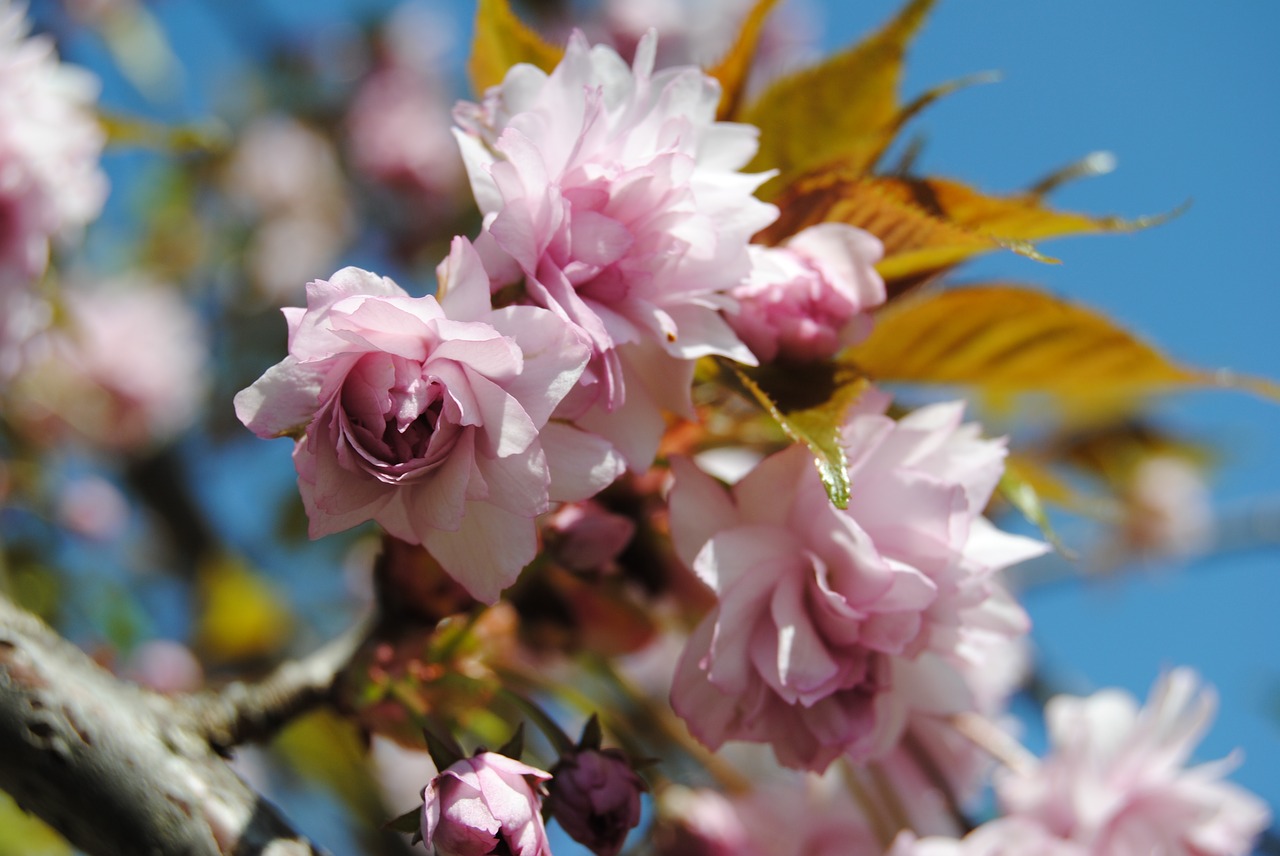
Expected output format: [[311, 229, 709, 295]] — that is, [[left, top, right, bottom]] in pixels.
[[184, 612, 375, 751], [0, 593, 375, 855]]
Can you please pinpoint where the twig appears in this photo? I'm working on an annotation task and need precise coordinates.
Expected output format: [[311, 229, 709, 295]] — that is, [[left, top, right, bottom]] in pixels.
[[182, 612, 375, 751]]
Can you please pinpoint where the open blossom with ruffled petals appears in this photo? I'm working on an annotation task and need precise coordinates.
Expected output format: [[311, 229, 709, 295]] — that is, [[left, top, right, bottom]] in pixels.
[[668, 391, 1046, 770], [455, 30, 776, 469], [728, 223, 886, 364], [421, 751, 552, 856], [995, 669, 1270, 856], [0, 4, 106, 288], [235, 237, 624, 602]]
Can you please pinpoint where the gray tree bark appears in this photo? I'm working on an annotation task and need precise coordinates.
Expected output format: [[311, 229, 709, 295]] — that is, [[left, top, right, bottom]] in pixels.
[[0, 594, 370, 855]]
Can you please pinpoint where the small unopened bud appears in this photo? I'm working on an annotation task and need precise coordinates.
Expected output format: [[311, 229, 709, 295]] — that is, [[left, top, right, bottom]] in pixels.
[[547, 747, 646, 856], [544, 501, 636, 574], [421, 751, 552, 856]]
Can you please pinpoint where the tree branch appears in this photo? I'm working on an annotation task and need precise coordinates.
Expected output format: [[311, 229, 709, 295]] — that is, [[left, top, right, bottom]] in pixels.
[[0, 593, 373, 855], [182, 613, 375, 752]]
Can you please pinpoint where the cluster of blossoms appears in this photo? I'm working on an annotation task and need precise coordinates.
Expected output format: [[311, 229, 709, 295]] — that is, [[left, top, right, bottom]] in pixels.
[[234, 24, 1270, 856], [0, 0, 107, 377]]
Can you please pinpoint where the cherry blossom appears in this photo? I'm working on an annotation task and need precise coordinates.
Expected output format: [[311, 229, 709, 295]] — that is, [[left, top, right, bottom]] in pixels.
[[995, 669, 1270, 856], [0, 2, 107, 289], [454, 29, 777, 469], [12, 280, 209, 451], [235, 238, 623, 602], [421, 751, 552, 856], [667, 392, 1046, 770], [727, 223, 886, 364]]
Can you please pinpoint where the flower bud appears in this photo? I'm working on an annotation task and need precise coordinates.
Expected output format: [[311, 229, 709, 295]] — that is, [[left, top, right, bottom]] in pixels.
[[544, 501, 636, 574], [547, 748, 645, 856], [728, 223, 885, 364], [420, 751, 552, 856]]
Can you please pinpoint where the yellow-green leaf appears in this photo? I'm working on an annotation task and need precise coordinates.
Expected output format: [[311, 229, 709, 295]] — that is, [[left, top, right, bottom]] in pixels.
[[100, 113, 230, 154], [845, 285, 1280, 402], [758, 170, 1167, 286], [725, 360, 871, 508], [870, 175, 1176, 247], [468, 0, 564, 95], [758, 169, 1000, 285], [195, 554, 292, 664], [999, 460, 1076, 557], [708, 0, 783, 120], [743, 0, 935, 193]]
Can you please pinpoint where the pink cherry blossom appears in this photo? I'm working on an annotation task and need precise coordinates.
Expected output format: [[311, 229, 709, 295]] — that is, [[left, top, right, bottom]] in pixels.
[[347, 67, 462, 197], [12, 280, 209, 451], [235, 238, 623, 602], [0, 4, 106, 377], [454, 30, 777, 469], [652, 786, 749, 856], [667, 392, 1046, 770], [729, 772, 881, 856], [728, 223, 886, 364], [995, 669, 1270, 856], [887, 818, 1089, 856], [0, 3, 107, 289], [421, 751, 552, 856], [544, 499, 636, 574]]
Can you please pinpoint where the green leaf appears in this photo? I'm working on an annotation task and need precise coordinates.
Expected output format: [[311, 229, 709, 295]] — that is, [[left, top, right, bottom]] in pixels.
[[743, 0, 936, 193], [468, 0, 564, 95], [498, 689, 577, 757], [726, 360, 872, 509], [998, 465, 1075, 558], [497, 722, 526, 760], [578, 713, 603, 751], [384, 805, 423, 836], [422, 719, 467, 772]]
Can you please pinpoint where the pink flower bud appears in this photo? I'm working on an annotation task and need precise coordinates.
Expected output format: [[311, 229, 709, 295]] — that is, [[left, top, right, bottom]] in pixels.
[[547, 748, 645, 855], [729, 223, 885, 364], [421, 752, 552, 856], [545, 501, 637, 574]]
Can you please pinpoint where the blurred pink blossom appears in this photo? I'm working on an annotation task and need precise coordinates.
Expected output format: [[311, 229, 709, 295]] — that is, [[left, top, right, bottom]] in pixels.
[[730, 772, 881, 856], [56, 473, 130, 541], [995, 668, 1270, 856], [728, 223, 886, 364], [223, 115, 352, 303], [122, 639, 203, 695], [888, 818, 1089, 856], [421, 751, 552, 856], [0, 3, 107, 289], [346, 62, 462, 201], [0, 3, 106, 377], [235, 238, 623, 602], [592, 0, 817, 92], [544, 500, 636, 574], [13, 280, 208, 451], [667, 392, 1046, 770], [454, 30, 776, 470], [652, 786, 749, 856], [1123, 454, 1214, 558]]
